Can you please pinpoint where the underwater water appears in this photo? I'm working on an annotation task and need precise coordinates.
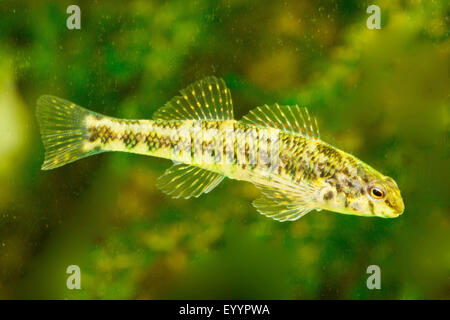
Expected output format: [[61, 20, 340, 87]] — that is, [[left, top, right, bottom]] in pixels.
[[0, 0, 448, 299]]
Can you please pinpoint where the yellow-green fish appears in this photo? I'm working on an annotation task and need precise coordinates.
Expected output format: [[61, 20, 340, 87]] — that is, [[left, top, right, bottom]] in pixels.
[[36, 76, 404, 221]]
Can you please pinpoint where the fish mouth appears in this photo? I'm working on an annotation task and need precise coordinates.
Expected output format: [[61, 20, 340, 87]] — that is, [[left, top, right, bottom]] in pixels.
[[396, 201, 405, 216], [390, 199, 405, 217], [396, 194, 405, 214], [379, 200, 404, 218]]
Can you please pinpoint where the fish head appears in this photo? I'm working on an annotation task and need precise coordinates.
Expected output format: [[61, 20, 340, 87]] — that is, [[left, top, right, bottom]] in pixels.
[[318, 168, 404, 218], [363, 175, 405, 218]]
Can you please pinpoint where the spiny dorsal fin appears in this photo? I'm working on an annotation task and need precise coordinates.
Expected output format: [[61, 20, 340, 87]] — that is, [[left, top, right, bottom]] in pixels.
[[241, 104, 320, 140], [157, 163, 224, 199], [153, 76, 234, 121]]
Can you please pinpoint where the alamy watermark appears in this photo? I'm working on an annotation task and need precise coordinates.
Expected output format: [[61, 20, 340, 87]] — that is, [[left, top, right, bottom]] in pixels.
[[66, 265, 81, 290], [66, 5, 81, 30], [161, 121, 281, 172], [366, 5, 381, 30], [366, 265, 381, 289]]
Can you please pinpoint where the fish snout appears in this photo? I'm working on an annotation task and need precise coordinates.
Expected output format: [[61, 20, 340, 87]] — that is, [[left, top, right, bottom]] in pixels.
[[394, 197, 405, 216], [383, 176, 404, 217], [381, 194, 404, 218], [386, 196, 404, 217]]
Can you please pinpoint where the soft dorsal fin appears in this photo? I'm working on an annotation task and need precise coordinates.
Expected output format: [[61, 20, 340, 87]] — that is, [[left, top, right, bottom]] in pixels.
[[241, 104, 320, 140], [157, 163, 224, 199], [153, 76, 234, 121]]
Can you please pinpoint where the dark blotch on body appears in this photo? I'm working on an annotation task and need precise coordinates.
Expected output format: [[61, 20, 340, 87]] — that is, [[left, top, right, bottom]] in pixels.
[[323, 191, 334, 201]]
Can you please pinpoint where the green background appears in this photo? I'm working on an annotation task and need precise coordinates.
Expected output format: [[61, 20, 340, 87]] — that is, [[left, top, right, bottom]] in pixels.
[[0, 0, 448, 299]]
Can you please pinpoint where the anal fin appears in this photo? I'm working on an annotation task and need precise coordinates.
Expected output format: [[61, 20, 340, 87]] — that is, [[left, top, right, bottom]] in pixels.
[[157, 164, 224, 199]]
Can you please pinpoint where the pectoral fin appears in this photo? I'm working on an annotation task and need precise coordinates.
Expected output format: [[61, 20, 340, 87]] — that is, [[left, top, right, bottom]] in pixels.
[[252, 184, 314, 221], [250, 174, 321, 222], [253, 195, 312, 221], [157, 164, 224, 199]]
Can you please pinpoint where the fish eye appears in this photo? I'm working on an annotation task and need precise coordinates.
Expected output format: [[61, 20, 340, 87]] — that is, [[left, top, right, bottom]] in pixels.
[[369, 187, 385, 200]]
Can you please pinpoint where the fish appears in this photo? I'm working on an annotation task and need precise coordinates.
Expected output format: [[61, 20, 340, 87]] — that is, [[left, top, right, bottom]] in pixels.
[[36, 76, 404, 221]]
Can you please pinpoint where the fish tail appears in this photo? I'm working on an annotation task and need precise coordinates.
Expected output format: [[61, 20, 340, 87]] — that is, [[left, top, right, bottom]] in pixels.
[[36, 95, 102, 170]]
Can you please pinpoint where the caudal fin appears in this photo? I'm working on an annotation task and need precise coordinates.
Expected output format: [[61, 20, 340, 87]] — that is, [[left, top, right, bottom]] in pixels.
[[36, 95, 101, 170]]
